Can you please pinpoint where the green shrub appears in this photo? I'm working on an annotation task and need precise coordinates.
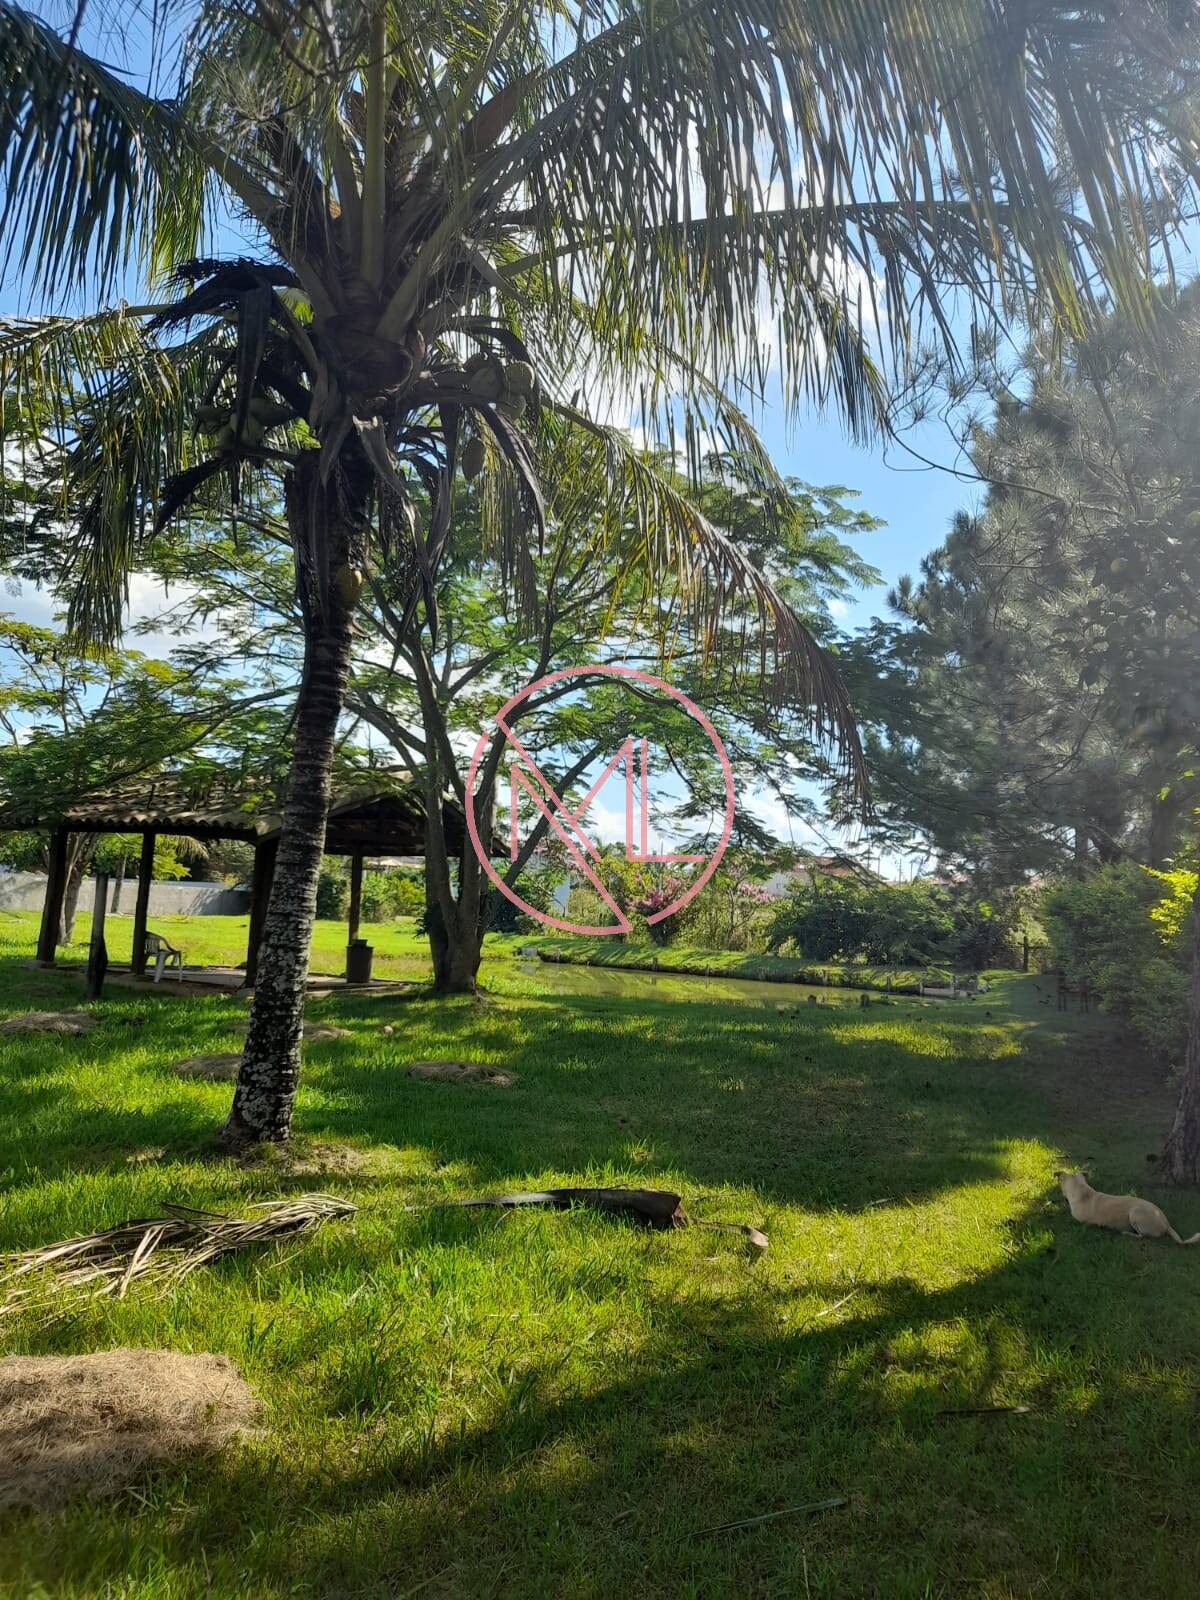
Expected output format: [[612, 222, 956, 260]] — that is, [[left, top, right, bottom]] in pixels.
[[0, 830, 43, 872], [1041, 864, 1158, 1002], [392, 873, 425, 916], [950, 896, 1022, 970], [765, 877, 1026, 970], [352, 869, 424, 923], [767, 877, 956, 965], [316, 863, 423, 922], [316, 861, 348, 919], [487, 868, 557, 933], [1041, 863, 1195, 1063]]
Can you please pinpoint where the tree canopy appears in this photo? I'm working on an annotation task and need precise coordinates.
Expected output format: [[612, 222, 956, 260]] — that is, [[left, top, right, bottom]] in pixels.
[[850, 287, 1200, 880], [4, 0, 1200, 1140]]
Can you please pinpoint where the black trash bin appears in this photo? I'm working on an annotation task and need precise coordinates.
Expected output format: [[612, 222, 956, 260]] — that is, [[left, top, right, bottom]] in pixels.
[[346, 939, 374, 984]]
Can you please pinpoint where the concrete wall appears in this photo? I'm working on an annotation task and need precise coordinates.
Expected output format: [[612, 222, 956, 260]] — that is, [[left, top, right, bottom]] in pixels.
[[0, 871, 249, 918]]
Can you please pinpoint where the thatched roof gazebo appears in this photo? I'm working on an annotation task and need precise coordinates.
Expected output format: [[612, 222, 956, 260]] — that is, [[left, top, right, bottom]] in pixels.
[[0, 778, 465, 984]]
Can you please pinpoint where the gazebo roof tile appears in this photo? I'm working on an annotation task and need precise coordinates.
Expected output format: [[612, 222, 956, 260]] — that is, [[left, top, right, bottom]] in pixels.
[[0, 778, 465, 855]]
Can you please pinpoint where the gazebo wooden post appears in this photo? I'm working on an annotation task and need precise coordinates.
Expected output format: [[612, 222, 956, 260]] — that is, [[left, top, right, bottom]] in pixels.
[[244, 840, 278, 988], [347, 851, 364, 948], [35, 826, 69, 966], [131, 830, 157, 976], [86, 872, 109, 999]]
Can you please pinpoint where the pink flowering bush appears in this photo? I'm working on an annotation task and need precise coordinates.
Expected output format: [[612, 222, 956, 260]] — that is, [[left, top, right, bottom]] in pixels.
[[634, 877, 689, 945]]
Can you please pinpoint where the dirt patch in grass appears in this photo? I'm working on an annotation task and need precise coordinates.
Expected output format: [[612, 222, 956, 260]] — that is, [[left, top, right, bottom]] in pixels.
[[287, 1142, 382, 1176], [408, 1059, 516, 1088], [0, 1010, 95, 1035], [0, 1348, 260, 1510], [232, 1021, 349, 1042], [173, 1052, 240, 1080], [301, 1023, 349, 1042], [177, 1026, 348, 1081], [240, 1139, 403, 1178]]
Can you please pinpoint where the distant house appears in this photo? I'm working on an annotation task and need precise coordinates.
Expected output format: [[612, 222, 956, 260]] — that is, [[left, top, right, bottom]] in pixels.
[[761, 854, 877, 898]]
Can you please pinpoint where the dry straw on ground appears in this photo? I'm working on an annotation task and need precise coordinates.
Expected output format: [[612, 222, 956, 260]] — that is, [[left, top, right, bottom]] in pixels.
[[408, 1059, 516, 1088], [0, 1010, 95, 1035], [173, 1052, 240, 1079], [0, 1348, 259, 1509], [284, 1142, 383, 1176]]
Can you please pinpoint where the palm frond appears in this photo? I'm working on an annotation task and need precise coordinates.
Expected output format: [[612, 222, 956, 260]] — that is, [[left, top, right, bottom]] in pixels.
[[0, 308, 238, 642], [3, 0, 1196, 820], [63, 334, 220, 643], [0, 309, 160, 436], [468, 0, 1200, 395], [0, 1194, 356, 1318], [0, 3, 210, 294], [502, 246, 890, 466], [540, 404, 869, 797]]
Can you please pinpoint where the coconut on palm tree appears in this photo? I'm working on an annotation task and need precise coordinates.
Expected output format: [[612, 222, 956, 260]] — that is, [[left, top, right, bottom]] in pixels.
[[0, 0, 1196, 1146]]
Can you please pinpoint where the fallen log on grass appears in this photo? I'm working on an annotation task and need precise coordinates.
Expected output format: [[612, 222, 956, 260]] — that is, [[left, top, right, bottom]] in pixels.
[[405, 1187, 769, 1254]]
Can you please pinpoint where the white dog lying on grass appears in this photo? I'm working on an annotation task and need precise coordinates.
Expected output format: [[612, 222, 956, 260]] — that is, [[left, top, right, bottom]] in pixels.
[[1057, 1169, 1200, 1244]]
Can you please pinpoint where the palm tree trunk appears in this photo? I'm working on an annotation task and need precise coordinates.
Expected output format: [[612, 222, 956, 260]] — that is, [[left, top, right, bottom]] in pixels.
[[221, 454, 366, 1148], [1162, 877, 1200, 1185]]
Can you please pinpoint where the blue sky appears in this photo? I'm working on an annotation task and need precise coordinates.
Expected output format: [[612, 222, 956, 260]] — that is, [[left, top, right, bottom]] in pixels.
[[6, 0, 1195, 646], [0, 4, 990, 645], [757, 405, 974, 632]]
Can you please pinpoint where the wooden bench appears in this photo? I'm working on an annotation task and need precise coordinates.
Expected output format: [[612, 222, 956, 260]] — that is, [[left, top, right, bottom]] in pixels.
[[144, 931, 184, 982]]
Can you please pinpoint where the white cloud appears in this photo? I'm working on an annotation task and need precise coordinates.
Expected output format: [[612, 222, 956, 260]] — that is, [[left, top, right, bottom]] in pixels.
[[0, 571, 218, 661], [0, 575, 55, 629], [583, 798, 628, 845]]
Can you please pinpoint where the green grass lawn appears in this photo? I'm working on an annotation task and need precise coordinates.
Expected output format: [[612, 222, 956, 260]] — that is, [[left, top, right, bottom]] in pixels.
[[43, 907, 936, 991], [43, 908, 445, 980], [530, 932, 936, 990], [0, 911, 1197, 1598]]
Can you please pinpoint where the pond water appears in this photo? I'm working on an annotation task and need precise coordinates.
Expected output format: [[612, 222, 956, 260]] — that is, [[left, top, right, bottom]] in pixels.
[[513, 959, 878, 1009]]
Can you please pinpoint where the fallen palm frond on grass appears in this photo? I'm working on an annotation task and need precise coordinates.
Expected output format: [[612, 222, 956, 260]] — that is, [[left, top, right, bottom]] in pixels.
[[1, 1187, 763, 1321], [0, 1194, 356, 1318]]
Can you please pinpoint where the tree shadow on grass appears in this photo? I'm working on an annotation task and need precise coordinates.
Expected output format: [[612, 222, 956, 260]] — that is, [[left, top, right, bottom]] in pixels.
[[0, 960, 1169, 1212], [297, 983, 1168, 1213], [215, 1221, 1200, 1595], [5, 1196, 1198, 1599], [0, 956, 1194, 1596], [0, 967, 271, 1214]]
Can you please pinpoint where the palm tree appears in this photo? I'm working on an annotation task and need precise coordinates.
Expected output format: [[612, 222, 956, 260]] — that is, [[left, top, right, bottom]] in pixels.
[[0, 0, 1196, 1146]]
